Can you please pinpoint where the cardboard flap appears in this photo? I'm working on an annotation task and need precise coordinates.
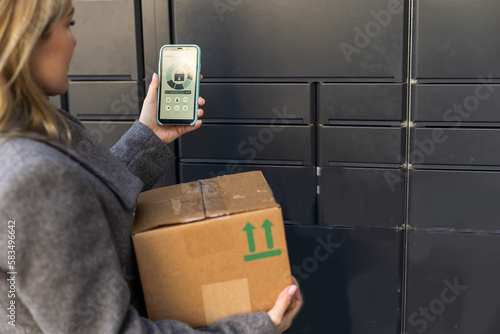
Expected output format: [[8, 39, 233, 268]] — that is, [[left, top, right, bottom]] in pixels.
[[133, 180, 205, 234], [203, 171, 276, 217], [133, 171, 277, 234]]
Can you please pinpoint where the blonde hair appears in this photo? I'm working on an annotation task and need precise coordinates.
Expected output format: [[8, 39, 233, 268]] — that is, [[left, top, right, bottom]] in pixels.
[[0, 0, 71, 143]]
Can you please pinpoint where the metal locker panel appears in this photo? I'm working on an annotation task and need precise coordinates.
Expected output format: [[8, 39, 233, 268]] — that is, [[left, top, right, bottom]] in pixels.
[[318, 84, 405, 124], [179, 163, 316, 225], [199, 83, 314, 124], [142, 0, 172, 82], [413, 0, 500, 79], [411, 84, 500, 123], [319, 167, 405, 228], [68, 82, 141, 120], [285, 226, 402, 334], [172, 0, 406, 81], [49, 95, 62, 110], [406, 231, 500, 334], [141, 0, 157, 80], [318, 126, 405, 166], [179, 124, 315, 165], [409, 170, 500, 232], [410, 128, 500, 166], [69, 0, 139, 79]]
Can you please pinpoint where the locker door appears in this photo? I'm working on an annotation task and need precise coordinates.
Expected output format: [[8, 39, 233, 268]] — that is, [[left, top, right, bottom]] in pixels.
[[171, 0, 406, 81], [413, 0, 500, 79], [69, 0, 140, 79]]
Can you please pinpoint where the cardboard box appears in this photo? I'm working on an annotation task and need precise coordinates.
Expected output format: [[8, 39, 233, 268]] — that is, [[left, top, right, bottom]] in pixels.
[[132, 171, 292, 328]]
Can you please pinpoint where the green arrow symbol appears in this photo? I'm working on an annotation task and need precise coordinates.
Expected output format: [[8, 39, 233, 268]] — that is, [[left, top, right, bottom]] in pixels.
[[243, 223, 256, 253], [262, 219, 274, 249]]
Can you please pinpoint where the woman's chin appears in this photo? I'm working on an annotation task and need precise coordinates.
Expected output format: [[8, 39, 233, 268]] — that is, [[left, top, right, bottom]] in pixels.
[[45, 80, 69, 97]]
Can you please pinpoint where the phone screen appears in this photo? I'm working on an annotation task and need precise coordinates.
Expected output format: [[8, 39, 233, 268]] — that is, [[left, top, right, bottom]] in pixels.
[[158, 45, 199, 125]]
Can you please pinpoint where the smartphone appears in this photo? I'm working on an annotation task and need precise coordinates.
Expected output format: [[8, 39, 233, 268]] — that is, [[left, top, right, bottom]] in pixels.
[[157, 44, 201, 126]]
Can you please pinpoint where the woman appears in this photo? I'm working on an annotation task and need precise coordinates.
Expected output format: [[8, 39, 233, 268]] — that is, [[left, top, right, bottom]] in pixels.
[[0, 1, 302, 333]]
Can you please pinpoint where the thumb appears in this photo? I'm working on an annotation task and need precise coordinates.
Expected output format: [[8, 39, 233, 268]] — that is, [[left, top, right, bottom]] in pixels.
[[145, 73, 159, 106], [268, 285, 297, 324]]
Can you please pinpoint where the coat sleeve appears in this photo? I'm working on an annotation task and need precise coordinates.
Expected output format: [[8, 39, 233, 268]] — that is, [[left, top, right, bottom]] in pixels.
[[110, 121, 175, 191], [0, 159, 275, 334]]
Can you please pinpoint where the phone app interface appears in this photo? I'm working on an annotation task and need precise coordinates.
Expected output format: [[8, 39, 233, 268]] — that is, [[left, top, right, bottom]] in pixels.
[[159, 48, 197, 121]]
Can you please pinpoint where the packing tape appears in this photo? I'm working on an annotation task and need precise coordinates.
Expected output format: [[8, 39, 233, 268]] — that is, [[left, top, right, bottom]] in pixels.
[[201, 278, 251, 326], [176, 181, 204, 220], [200, 178, 228, 217]]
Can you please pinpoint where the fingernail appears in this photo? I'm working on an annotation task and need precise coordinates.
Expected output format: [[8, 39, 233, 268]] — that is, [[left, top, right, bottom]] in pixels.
[[288, 285, 297, 296]]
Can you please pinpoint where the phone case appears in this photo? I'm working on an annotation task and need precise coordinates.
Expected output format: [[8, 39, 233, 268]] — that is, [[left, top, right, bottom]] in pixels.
[[156, 44, 201, 127]]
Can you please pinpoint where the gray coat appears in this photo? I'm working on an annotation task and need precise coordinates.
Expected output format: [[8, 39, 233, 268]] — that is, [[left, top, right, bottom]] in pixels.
[[0, 110, 275, 334]]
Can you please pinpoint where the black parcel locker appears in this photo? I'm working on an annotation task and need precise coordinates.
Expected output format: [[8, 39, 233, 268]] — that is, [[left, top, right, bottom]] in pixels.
[[67, 0, 146, 183], [199, 83, 314, 124], [406, 231, 500, 334], [410, 128, 500, 167], [69, 0, 141, 79], [413, 0, 500, 79], [179, 163, 316, 225], [179, 124, 316, 165], [318, 167, 405, 228], [318, 126, 405, 166], [285, 226, 403, 334], [172, 0, 407, 81], [318, 83, 406, 124], [411, 84, 500, 124], [409, 169, 500, 232], [68, 82, 141, 120]]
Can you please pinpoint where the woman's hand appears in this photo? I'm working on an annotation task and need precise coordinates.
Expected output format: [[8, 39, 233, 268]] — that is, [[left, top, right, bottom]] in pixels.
[[139, 73, 204, 144], [267, 276, 303, 334]]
